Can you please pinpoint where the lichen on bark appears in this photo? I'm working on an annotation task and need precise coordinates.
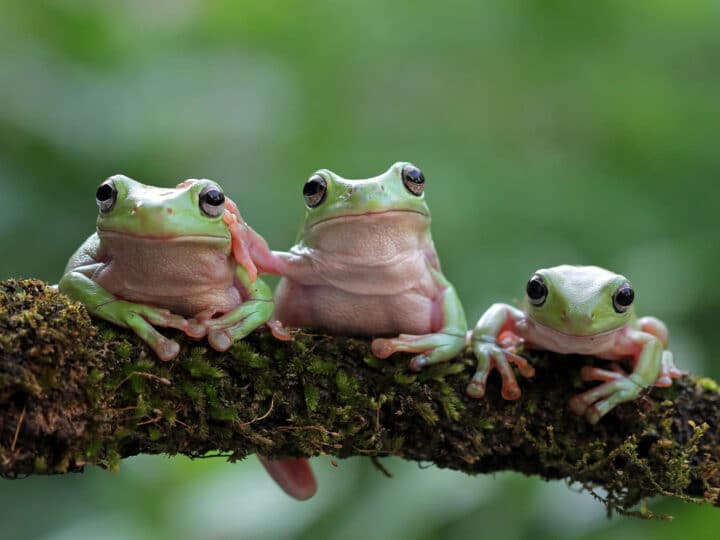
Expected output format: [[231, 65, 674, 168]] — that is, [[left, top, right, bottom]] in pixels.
[[1, 279, 719, 517]]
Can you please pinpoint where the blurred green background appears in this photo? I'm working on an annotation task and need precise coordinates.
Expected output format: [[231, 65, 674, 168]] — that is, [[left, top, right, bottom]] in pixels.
[[2, 1, 719, 538]]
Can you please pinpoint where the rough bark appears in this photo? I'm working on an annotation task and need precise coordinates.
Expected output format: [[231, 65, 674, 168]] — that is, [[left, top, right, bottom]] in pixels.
[[1, 279, 718, 517]]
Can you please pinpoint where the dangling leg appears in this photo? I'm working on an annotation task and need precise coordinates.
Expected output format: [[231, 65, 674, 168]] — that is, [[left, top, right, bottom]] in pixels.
[[258, 456, 317, 501]]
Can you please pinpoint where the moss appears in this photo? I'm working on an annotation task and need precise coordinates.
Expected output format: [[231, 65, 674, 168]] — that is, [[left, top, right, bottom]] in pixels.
[[696, 377, 720, 393], [1, 279, 720, 517]]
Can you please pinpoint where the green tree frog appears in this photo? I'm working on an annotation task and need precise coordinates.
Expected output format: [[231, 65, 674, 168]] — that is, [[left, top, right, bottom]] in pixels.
[[260, 162, 468, 369], [468, 265, 683, 423], [59, 175, 287, 361], [252, 162, 468, 500]]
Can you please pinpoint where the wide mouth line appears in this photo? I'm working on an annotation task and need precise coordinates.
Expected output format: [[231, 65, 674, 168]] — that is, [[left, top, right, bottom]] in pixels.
[[529, 318, 622, 339], [308, 209, 429, 229], [98, 229, 228, 241]]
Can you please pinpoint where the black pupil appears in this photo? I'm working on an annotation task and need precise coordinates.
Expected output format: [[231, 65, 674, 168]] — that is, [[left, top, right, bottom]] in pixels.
[[304, 179, 324, 197], [615, 287, 634, 306], [204, 189, 224, 206], [405, 168, 424, 184], [96, 184, 114, 201], [527, 278, 546, 299]]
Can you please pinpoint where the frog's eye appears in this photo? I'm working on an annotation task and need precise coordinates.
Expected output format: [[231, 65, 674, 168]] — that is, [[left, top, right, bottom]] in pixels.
[[303, 174, 327, 208], [96, 180, 117, 213], [401, 165, 425, 196], [199, 186, 226, 217], [526, 275, 548, 306], [612, 284, 634, 313]]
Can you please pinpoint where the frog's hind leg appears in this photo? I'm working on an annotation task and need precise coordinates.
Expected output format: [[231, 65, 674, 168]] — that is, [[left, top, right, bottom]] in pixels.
[[118, 311, 180, 361], [372, 268, 468, 371], [371, 332, 466, 372], [258, 456, 317, 501], [568, 376, 646, 424]]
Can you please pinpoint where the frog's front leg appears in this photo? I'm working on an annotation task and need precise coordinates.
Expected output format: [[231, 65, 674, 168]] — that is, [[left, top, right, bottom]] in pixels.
[[59, 265, 193, 361], [467, 304, 535, 400], [637, 316, 685, 386], [569, 328, 663, 424], [371, 270, 467, 372], [196, 265, 275, 351]]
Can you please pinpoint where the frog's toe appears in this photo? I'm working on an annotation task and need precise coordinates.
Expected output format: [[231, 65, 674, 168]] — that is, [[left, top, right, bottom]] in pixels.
[[465, 379, 486, 399], [568, 395, 589, 416], [580, 366, 625, 383], [585, 406, 603, 425], [183, 321, 207, 339], [371, 339, 395, 359], [466, 369, 489, 399], [408, 355, 428, 372], [268, 320, 293, 342], [500, 379, 522, 401], [208, 329, 233, 352], [155, 338, 180, 361]]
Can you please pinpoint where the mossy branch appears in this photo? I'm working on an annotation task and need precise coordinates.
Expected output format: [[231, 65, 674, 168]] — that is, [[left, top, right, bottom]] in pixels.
[[1, 280, 719, 516]]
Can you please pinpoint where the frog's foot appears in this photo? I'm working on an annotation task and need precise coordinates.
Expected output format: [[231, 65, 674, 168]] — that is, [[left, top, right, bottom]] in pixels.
[[466, 342, 535, 401], [371, 332, 465, 372], [107, 304, 189, 361], [655, 350, 685, 387], [202, 301, 274, 352], [568, 374, 646, 424]]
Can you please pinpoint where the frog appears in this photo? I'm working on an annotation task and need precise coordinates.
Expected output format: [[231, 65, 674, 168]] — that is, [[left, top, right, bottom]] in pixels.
[[467, 265, 684, 423], [257, 161, 468, 369], [59, 174, 288, 361], [250, 162, 468, 500]]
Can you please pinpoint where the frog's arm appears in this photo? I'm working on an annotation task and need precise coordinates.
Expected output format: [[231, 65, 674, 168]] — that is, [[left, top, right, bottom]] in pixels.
[[58, 234, 191, 361], [466, 304, 535, 400], [636, 316, 685, 385], [569, 327, 665, 424], [371, 267, 467, 372], [223, 198, 293, 278], [196, 263, 283, 351]]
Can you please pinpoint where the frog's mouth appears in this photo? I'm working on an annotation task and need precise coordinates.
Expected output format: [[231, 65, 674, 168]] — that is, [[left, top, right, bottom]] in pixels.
[[98, 229, 229, 242], [307, 209, 429, 230]]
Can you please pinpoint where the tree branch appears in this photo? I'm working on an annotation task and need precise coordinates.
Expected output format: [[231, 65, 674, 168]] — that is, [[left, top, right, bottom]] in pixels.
[[1, 279, 719, 516]]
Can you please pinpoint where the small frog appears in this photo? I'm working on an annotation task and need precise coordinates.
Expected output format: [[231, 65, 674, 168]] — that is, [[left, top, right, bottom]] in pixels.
[[253, 162, 468, 499], [468, 265, 683, 423], [59, 175, 286, 360]]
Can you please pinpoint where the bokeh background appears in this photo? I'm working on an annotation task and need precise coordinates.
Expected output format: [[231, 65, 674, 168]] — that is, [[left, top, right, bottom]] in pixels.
[[1, 1, 719, 539]]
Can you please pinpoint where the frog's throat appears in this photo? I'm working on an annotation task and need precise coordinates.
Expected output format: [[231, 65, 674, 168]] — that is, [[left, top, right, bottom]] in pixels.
[[306, 209, 429, 230], [97, 229, 229, 242], [525, 316, 624, 339]]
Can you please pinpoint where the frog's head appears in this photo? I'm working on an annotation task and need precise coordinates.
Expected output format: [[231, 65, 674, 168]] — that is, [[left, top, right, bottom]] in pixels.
[[299, 162, 431, 240], [94, 175, 231, 243], [524, 265, 635, 336]]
